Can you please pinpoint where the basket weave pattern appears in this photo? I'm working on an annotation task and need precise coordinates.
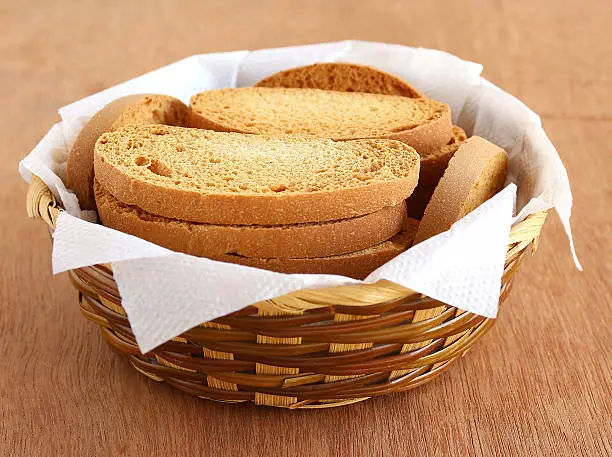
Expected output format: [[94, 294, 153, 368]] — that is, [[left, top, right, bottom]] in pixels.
[[27, 176, 547, 408]]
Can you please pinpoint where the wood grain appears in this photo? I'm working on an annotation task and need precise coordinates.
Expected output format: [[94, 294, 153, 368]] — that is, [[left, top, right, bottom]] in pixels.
[[1, 0, 611, 455]]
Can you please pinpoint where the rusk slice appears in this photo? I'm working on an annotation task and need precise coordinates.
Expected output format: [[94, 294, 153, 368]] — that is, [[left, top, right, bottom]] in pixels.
[[255, 62, 424, 98], [221, 218, 420, 279], [188, 87, 452, 156], [414, 136, 508, 244], [408, 125, 468, 218], [94, 125, 420, 225], [94, 180, 408, 259], [66, 94, 189, 210]]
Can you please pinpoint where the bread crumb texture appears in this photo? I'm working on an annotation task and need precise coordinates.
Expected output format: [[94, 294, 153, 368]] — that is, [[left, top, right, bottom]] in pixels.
[[255, 62, 423, 98], [95, 124, 419, 195], [189, 87, 446, 139], [111, 95, 189, 129]]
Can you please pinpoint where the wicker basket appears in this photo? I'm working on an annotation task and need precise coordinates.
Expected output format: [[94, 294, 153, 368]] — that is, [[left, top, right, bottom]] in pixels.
[[27, 175, 547, 408]]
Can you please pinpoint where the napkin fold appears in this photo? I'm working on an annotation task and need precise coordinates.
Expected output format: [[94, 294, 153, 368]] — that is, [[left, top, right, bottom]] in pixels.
[[366, 184, 516, 318]]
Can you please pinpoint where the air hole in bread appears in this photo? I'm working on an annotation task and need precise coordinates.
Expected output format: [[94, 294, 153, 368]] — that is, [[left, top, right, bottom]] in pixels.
[[148, 159, 173, 178], [270, 184, 287, 192], [370, 162, 383, 172], [135, 156, 150, 166], [354, 173, 372, 181]]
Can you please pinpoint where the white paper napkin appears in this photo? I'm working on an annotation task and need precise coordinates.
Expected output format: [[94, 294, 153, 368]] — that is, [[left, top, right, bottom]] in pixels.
[[19, 41, 580, 353], [51, 211, 360, 351], [366, 184, 516, 318]]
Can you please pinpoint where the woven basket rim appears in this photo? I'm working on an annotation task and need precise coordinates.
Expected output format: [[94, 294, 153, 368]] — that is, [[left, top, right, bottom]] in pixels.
[[26, 174, 548, 313], [25, 175, 548, 408]]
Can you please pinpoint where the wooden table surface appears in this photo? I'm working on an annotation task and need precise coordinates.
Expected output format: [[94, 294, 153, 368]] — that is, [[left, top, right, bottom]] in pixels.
[[2, 0, 611, 455]]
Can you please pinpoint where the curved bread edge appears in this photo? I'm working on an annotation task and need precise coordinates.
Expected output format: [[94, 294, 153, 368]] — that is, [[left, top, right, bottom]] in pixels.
[[255, 62, 424, 98], [67, 94, 147, 210], [255, 68, 451, 156], [187, 88, 453, 156], [95, 180, 408, 259], [414, 136, 508, 244], [66, 94, 190, 210], [220, 218, 420, 279], [407, 125, 467, 218], [94, 126, 420, 225], [383, 106, 453, 159]]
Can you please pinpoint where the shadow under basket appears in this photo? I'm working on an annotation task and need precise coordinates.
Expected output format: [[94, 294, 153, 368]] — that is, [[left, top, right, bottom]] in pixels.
[[27, 176, 547, 409]]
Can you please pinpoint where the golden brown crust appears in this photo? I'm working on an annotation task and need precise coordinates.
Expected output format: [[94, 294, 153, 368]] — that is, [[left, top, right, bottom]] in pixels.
[[414, 136, 508, 244], [95, 180, 409, 259], [93, 126, 420, 225], [186, 87, 453, 157], [110, 95, 189, 129], [255, 66, 452, 157], [96, 155, 418, 225], [407, 126, 467, 218], [66, 94, 189, 210], [420, 126, 468, 184], [218, 218, 420, 279], [67, 95, 147, 210], [255, 62, 424, 98], [382, 106, 453, 156]]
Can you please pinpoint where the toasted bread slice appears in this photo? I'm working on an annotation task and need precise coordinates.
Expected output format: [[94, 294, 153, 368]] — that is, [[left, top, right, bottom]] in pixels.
[[414, 136, 508, 244], [255, 62, 423, 98], [222, 218, 420, 279], [66, 94, 190, 210], [408, 125, 468, 218], [94, 125, 420, 225], [94, 180, 408, 259], [187, 87, 452, 156]]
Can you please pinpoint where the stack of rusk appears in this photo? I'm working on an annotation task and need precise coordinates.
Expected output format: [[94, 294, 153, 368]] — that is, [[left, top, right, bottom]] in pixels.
[[67, 63, 508, 279]]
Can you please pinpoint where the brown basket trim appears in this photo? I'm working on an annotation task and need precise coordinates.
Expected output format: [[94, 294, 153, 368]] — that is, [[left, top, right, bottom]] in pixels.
[[27, 175, 547, 408]]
